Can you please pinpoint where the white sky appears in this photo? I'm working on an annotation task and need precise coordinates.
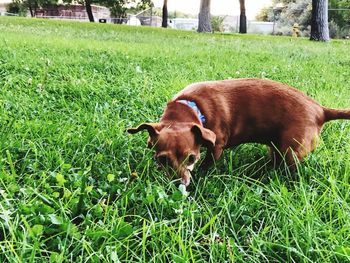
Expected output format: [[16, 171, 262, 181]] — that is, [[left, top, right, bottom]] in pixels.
[[153, 0, 273, 19]]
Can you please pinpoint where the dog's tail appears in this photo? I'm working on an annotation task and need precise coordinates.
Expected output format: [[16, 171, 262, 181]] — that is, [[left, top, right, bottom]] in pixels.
[[323, 107, 350, 122]]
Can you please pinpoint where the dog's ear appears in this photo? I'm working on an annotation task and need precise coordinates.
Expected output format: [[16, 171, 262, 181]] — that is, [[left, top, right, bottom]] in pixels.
[[127, 123, 162, 137], [191, 124, 216, 148]]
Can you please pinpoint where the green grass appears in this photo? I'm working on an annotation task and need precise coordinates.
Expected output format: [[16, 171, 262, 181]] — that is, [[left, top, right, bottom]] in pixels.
[[0, 16, 350, 262]]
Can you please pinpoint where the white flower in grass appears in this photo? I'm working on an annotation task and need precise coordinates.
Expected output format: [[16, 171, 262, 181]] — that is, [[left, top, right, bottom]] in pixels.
[[174, 208, 183, 214], [235, 71, 240, 75], [118, 177, 128, 183], [136, 65, 142, 73], [272, 66, 278, 73], [179, 184, 188, 197]]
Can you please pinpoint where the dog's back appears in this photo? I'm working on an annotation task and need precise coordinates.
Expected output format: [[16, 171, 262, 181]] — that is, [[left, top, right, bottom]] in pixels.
[[173, 78, 325, 140]]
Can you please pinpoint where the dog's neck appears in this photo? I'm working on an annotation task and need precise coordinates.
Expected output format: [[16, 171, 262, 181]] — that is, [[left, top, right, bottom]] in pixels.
[[177, 100, 206, 124], [160, 101, 202, 125]]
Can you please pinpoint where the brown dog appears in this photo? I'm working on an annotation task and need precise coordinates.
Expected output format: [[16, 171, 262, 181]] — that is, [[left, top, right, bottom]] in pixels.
[[128, 78, 350, 186]]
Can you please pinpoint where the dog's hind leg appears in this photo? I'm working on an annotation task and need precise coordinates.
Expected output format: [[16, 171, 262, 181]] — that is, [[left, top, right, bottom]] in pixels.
[[277, 126, 320, 170]]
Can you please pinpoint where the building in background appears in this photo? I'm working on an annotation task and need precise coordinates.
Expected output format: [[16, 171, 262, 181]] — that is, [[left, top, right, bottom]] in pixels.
[[36, 4, 110, 21]]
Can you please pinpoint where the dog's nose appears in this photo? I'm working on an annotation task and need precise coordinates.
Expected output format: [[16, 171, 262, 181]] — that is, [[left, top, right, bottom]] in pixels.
[[181, 170, 191, 186]]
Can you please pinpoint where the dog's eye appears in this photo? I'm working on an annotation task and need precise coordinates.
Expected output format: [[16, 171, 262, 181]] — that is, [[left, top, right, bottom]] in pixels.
[[157, 155, 170, 166], [187, 154, 196, 165]]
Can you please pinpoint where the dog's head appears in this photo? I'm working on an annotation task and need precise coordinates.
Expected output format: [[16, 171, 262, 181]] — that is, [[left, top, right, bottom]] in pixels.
[[128, 122, 216, 186]]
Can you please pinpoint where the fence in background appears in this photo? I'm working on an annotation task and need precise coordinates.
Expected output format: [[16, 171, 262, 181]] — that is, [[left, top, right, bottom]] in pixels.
[[0, 12, 18, 16], [0, 11, 275, 35]]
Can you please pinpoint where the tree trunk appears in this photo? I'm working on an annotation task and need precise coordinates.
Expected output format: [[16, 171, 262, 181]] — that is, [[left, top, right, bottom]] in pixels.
[[85, 0, 95, 22], [239, 0, 247, 33], [162, 0, 168, 28], [33, 0, 38, 17], [310, 0, 329, 41], [198, 0, 212, 32], [29, 5, 34, 17], [27, 0, 34, 17]]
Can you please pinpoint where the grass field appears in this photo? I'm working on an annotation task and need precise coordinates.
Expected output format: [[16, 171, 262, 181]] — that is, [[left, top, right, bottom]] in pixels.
[[0, 17, 350, 262]]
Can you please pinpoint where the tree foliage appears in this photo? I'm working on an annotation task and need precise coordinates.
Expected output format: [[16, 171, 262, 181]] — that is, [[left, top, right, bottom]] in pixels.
[[6, 1, 28, 15], [101, 0, 129, 18], [329, 0, 350, 29], [12, 0, 58, 17]]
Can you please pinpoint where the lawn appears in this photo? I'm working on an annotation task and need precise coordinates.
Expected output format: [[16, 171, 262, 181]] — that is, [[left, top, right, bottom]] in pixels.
[[0, 16, 350, 262]]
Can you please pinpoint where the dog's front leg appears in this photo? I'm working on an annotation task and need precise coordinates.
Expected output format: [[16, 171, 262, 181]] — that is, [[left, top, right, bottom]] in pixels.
[[200, 144, 224, 170]]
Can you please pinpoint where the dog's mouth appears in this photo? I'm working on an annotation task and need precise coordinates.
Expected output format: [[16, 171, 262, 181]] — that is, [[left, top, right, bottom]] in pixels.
[[159, 164, 192, 187], [180, 162, 197, 186], [155, 152, 199, 187], [180, 169, 191, 187]]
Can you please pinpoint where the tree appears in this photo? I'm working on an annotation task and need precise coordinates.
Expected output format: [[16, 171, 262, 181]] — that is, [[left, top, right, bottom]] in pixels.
[[84, 0, 94, 22], [104, 0, 129, 23], [239, 0, 247, 33], [12, 0, 58, 17], [162, 0, 168, 28], [198, 0, 212, 32], [310, 0, 330, 41]]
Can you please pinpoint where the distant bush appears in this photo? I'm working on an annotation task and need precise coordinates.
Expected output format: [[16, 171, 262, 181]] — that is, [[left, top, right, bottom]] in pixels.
[[6, 2, 27, 16], [211, 16, 225, 32], [329, 20, 350, 39]]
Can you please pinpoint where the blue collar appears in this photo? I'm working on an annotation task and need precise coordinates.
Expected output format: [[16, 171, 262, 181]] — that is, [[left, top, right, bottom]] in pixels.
[[177, 100, 206, 124]]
